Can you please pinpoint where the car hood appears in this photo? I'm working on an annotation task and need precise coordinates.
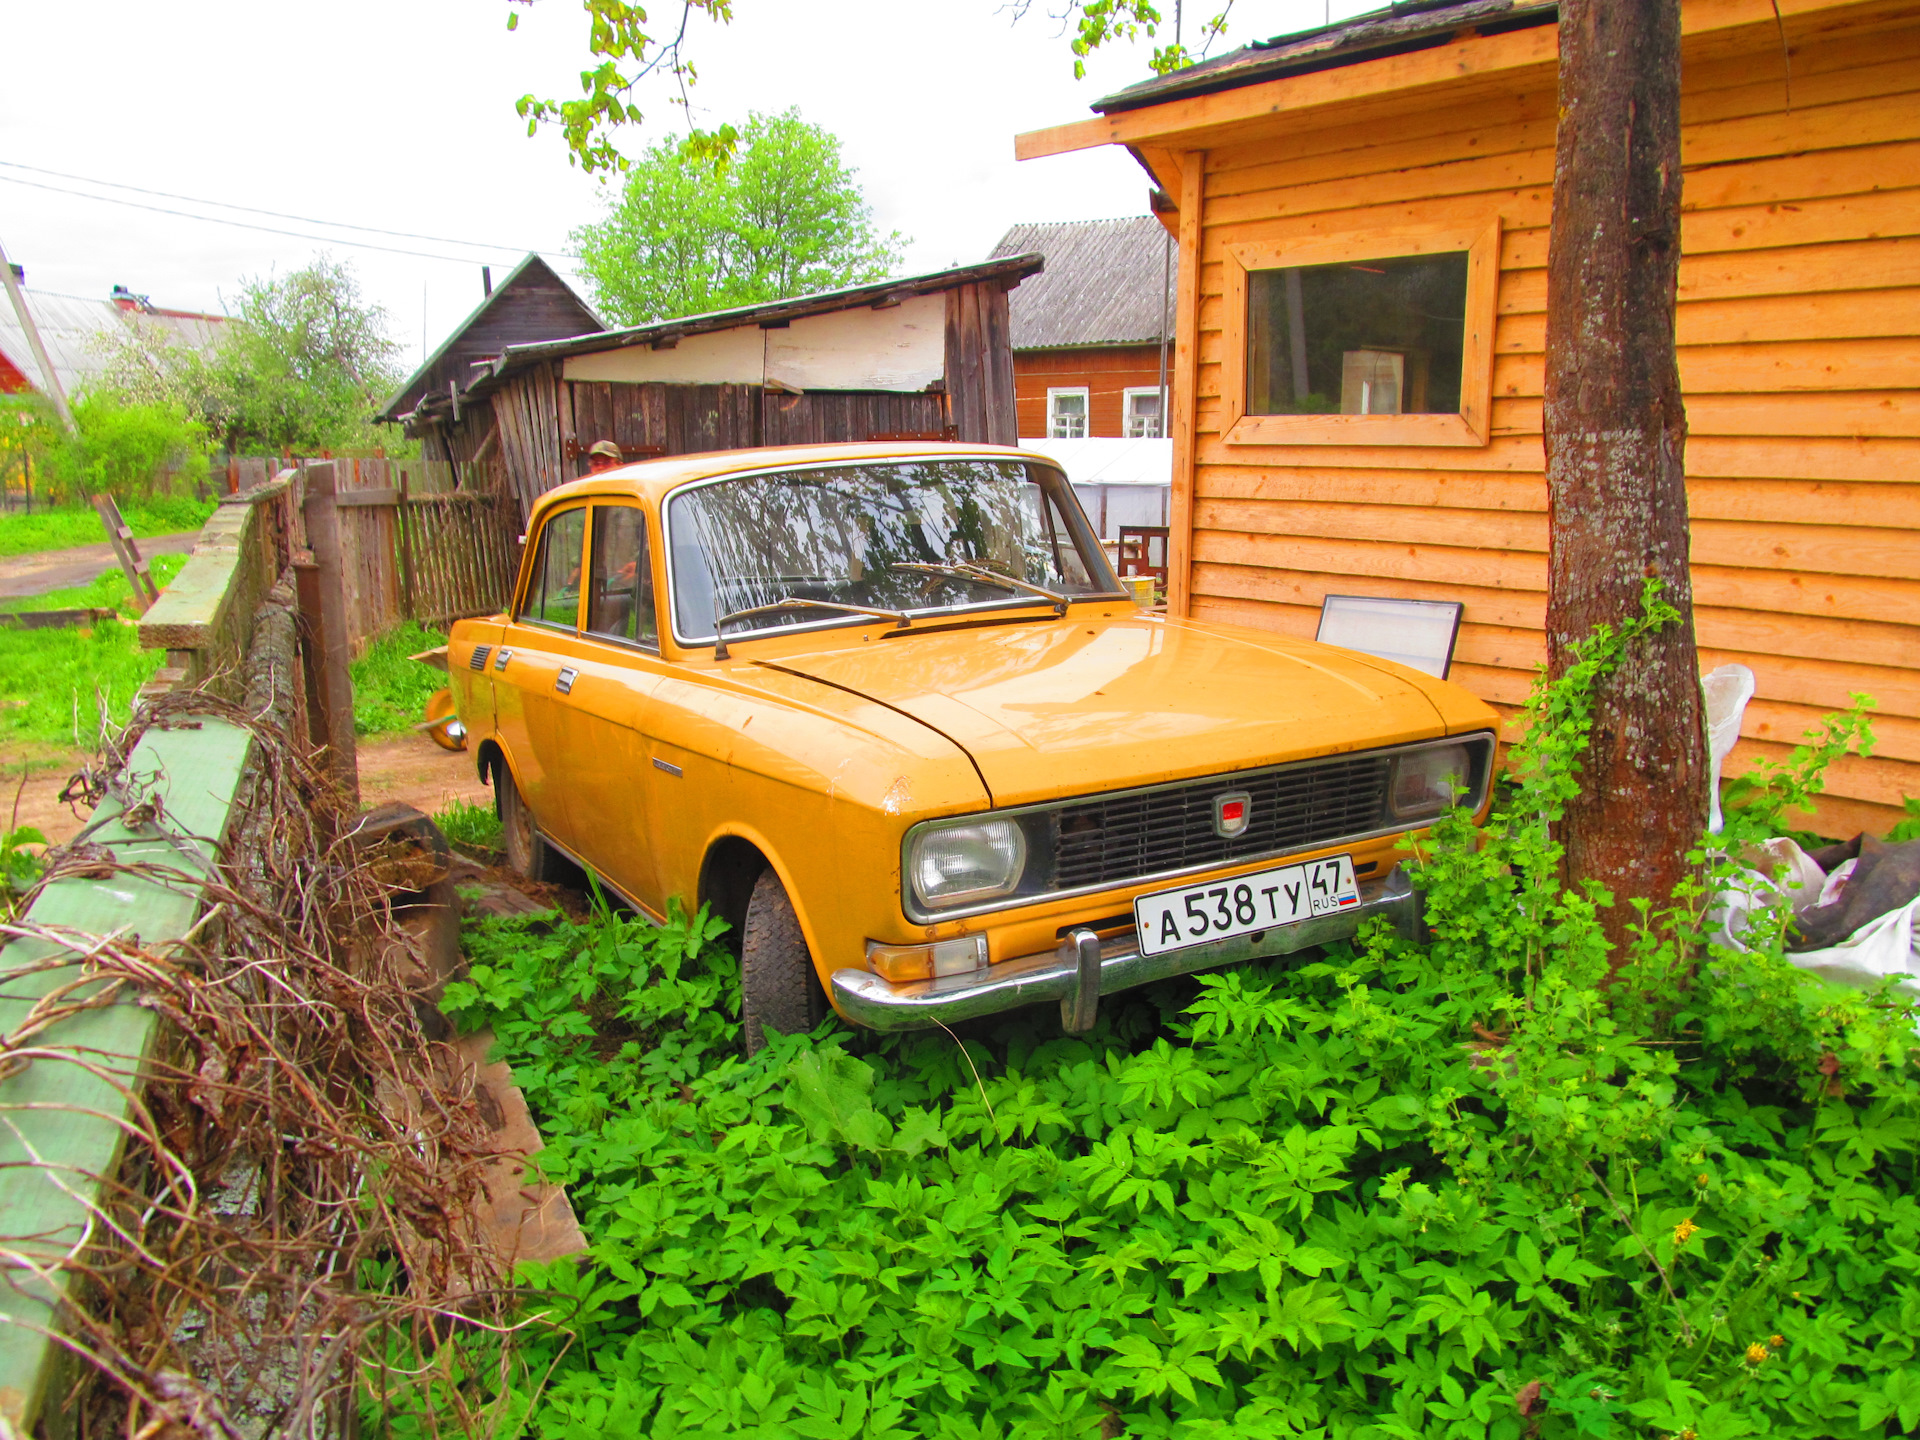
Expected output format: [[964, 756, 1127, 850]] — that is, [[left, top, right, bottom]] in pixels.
[[752, 613, 1456, 807]]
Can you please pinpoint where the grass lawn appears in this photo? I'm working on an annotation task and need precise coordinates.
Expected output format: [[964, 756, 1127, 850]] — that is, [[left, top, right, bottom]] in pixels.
[[0, 497, 217, 558], [350, 621, 449, 737], [0, 553, 194, 748]]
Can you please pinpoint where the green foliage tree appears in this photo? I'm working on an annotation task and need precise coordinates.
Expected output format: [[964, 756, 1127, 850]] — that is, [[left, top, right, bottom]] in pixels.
[[571, 110, 906, 326], [31, 393, 208, 504], [96, 256, 404, 456]]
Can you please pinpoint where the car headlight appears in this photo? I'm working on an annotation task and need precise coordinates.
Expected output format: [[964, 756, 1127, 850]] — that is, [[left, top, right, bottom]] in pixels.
[[908, 819, 1027, 909], [1387, 742, 1472, 821]]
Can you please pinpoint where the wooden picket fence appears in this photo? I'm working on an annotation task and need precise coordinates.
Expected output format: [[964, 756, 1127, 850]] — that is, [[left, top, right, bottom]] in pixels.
[[323, 457, 518, 653]]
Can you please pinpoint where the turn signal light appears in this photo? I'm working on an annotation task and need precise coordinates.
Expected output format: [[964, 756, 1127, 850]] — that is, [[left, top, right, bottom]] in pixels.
[[866, 935, 989, 983]]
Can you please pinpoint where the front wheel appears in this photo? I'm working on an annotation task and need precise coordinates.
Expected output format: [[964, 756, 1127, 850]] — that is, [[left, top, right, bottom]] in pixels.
[[740, 868, 827, 1054], [498, 763, 561, 883]]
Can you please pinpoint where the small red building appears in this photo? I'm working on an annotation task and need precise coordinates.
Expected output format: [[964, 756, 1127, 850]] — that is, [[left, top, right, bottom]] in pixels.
[[991, 218, 1179, 441]]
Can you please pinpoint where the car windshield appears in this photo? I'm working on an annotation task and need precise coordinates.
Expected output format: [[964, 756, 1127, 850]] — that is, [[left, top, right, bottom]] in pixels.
[[666, 458, 1120, 643]]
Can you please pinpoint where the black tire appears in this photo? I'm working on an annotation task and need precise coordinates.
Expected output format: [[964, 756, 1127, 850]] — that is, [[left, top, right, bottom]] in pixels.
[[740, 867, 826, 1054], [498, 764, 561, 883]]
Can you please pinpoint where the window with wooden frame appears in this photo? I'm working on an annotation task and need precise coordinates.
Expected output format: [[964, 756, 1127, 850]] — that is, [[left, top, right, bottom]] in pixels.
[[1221, 219, 1501, 447], [1047, 387, 1090, 439], [1123, 386, 1164, 438]]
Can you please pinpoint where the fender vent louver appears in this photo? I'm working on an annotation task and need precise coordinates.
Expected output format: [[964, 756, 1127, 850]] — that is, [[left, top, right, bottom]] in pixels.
[[469, 645, 492, 671]]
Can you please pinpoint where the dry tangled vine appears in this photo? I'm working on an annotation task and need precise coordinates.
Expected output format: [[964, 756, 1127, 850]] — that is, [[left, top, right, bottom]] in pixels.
[[0, 687, 531, 1439]]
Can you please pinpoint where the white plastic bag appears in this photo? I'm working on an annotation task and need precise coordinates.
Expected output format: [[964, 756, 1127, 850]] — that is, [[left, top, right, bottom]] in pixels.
[[1786, 896, 1920, 1003], [1703, 663, 1756, 833]]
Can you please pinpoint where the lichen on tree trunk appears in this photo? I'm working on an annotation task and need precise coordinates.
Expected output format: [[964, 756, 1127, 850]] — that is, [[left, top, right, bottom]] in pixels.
[[1544, 0, 1708, 953]]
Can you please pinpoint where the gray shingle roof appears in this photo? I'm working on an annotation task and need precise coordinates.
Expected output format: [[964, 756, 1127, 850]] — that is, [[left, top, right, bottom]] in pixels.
[[989, 218, 1177, 351]]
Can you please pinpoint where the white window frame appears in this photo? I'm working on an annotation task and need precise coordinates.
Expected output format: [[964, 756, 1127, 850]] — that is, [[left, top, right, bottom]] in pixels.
[[1046, 386, 1090, 440], [1122, 386, 1164, 439]]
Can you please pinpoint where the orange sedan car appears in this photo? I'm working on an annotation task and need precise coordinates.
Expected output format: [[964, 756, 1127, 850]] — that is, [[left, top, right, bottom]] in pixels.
[[447, 443, 1497, 1049]]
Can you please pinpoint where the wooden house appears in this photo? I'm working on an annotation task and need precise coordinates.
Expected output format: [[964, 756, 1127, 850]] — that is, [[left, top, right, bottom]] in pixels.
[[378, 253, 604, 462], [1018, 0, 1920, 835], [991, 217, 1178, 440], [382, 254, 1042, 520]]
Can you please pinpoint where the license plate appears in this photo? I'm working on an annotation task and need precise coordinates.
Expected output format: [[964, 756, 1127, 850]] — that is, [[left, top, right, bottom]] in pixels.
[[1133, 855, 1360, 957]]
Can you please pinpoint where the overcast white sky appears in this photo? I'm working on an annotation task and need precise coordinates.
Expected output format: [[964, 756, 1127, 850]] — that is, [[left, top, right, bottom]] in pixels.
[[1, 0, 1372, 370]]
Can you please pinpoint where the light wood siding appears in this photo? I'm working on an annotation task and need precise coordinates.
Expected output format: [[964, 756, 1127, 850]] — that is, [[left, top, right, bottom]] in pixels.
[[1181, 11, 1920, 833]]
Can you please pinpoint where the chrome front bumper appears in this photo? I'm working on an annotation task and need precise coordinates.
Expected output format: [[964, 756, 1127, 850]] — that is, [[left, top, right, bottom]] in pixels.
[[830, 865, 1424, 1032]]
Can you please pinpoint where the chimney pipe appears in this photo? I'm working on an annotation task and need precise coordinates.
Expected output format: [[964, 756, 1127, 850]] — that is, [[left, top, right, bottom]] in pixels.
[[482, 265, 492, 297]]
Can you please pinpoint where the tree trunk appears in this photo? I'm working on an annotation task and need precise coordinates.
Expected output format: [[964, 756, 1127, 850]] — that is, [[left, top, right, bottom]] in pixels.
[[1544, 0, 1707, 953]]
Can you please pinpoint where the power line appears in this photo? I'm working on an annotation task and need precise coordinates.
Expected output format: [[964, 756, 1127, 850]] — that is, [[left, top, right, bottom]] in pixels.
[[0, 172, 520, 266], [0, 159, 579, 260]]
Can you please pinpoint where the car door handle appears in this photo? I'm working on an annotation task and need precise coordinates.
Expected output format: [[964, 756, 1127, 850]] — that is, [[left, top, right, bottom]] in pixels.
[[494, 648, 512, 671], [555, 667, 577, 695]]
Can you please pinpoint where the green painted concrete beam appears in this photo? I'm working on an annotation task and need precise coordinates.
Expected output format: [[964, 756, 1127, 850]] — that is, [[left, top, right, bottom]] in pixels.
[[0, 718, 254, 1433]]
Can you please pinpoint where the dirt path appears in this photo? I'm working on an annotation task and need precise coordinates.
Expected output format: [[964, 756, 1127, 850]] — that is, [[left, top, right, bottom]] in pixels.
[[356, 731, 494, 817], [3, 731, 492, 847], [0, 533, 202, 601]]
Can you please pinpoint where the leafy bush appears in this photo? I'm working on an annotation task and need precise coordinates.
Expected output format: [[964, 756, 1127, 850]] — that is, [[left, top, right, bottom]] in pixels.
[[1, 824, 44, 923], [33, 394, 208, 505], [395, 595, 1920, 1440], [349, 622, 448, 737]]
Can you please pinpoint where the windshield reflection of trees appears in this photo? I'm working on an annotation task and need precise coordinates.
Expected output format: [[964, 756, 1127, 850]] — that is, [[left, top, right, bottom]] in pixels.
[[673, 462, 1101, 634]]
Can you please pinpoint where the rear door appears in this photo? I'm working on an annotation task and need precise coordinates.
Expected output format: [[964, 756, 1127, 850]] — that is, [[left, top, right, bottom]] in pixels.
[[495, 504, 588, 855]]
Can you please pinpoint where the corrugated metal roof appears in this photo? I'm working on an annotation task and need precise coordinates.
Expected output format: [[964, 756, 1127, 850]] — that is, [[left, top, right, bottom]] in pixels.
[[0, 288, 224, 398], [1092, 0, 1557, 114], [989, 218, 1177, 351]]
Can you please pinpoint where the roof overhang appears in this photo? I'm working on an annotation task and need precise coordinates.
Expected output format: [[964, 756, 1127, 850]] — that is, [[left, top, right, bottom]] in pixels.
[[1015, 0, 1869, 164]]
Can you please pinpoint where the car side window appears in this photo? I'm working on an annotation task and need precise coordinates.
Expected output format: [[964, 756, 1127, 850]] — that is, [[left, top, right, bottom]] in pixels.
[[518, 507, 586, 629], [586, 505, 656, 647]]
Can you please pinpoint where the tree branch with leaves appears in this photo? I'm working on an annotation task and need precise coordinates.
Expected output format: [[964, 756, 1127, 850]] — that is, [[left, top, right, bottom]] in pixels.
[[507, 0, 735, 173]]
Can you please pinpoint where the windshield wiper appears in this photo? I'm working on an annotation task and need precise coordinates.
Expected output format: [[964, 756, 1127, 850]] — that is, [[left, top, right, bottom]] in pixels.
[[712, 596, 911, 659], [892, 561, 1070, 617]]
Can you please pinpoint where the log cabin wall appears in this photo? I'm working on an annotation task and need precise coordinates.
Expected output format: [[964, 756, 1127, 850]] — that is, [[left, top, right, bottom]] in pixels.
[[1159, 4, 1920, 835]]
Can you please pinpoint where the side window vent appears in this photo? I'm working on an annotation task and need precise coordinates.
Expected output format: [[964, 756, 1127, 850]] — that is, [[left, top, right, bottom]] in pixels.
[[469, 644, 492, 671]]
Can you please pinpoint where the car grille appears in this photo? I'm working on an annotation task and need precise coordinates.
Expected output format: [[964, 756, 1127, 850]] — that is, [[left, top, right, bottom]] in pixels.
[[469, 644, 492, 670], [1047, 754, 1393, 893]]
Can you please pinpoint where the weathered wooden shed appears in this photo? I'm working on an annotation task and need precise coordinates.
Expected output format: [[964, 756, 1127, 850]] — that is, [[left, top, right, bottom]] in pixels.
[[383, 254, 1042, 520], [379, 254, 604, 450], [1020, 0, 1920, 834]]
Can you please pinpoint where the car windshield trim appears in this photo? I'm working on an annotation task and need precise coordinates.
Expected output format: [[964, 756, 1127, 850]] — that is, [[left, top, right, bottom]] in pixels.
[[660, 454, 1127, 651]]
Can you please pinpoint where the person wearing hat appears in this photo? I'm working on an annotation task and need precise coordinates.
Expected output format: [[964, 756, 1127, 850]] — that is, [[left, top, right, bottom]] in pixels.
[[587, 439, 624, 472]]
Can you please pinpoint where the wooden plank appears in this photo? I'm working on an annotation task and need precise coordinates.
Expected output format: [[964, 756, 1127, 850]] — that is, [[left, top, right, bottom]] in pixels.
[[1192, 429, 1920, 482], [1487, 339, 1920, 398], [1681, 187, 1920, 258], [0, 718, 254, 1435], [1497, 288, 1920, 350], [1682, 84, 1920, 170], [1683, 137, 1920, 213], [1167, 150, 1205, 617], [1202, 143, 1554, 228], [1192, 527, 1920, 625], [335, 488, 402, 508], [1195, 465, 1920, 528]]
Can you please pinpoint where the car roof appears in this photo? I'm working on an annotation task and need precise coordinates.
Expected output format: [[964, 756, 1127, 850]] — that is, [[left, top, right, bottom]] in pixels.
[[528, 441, 1061, 515]]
